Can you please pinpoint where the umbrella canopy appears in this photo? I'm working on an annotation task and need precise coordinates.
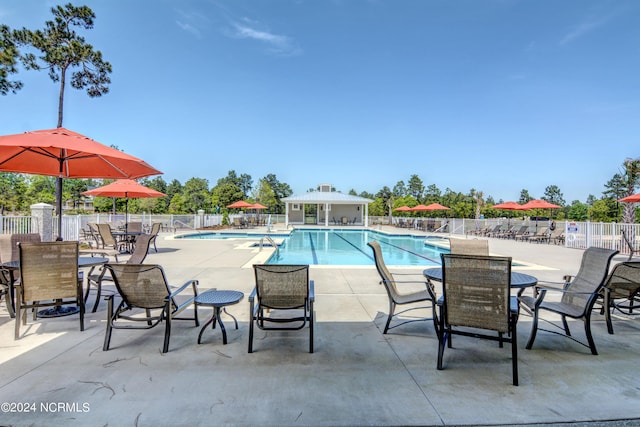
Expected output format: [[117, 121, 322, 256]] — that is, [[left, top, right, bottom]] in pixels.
[[82, 179, 166, 233], [250, 203, 268, 209], [0, 127, 161, 240], [423, 203, 451, 211], [82, 179, 166, 199], [227, 200, 253, 209], [520, 199, 561, 210], [394, 205, 412, 212], [491, 201, 524, 211], [409, 204, 430, 211], [619, 194, 640, 203]]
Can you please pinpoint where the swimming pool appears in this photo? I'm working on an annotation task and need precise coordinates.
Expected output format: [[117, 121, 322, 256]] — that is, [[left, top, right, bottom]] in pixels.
[[269, 229, 445, 266], [176, 228, 448, 266]]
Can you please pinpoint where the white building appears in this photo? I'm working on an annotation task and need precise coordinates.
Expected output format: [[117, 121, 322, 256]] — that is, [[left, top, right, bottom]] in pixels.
[[281, 184, 374, 227]]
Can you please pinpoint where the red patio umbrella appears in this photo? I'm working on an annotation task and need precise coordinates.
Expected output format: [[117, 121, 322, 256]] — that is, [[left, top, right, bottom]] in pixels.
[[250, 203, 268, 209], [82, 179, 166, 234], [394, 205, 412, 213], [618, 194, 640, 203], [227, 200, 253, 209], [409, 204, 430, 211], [423, 203, 451, 211], [520, 199, 561, 210], [491, 201, 524, 211], [0, 127, 161, 240], [520, 200, 561, 232]]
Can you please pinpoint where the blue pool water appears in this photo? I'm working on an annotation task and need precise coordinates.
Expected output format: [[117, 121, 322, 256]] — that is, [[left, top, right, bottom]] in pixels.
[[176, 229, 448, 266], [268, 229, 445, 266]]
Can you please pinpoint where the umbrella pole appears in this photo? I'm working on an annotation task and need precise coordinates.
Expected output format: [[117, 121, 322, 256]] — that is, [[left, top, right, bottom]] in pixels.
[[56, 175, 63, 241]]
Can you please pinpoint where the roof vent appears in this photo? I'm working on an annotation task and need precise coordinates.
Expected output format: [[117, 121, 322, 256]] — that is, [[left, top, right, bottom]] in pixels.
[[319, 184, 332, 192]]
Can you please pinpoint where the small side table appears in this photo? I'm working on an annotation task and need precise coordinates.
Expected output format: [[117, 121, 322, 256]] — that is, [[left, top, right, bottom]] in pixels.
[[195, 290, 244, 345]]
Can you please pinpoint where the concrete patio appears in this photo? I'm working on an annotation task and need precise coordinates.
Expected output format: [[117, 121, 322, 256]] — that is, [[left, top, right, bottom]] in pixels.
[[1, 226, 640, 427]]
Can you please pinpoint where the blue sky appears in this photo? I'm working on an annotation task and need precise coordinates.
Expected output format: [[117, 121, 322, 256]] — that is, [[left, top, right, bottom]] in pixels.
[[1, 0, 639, 203]]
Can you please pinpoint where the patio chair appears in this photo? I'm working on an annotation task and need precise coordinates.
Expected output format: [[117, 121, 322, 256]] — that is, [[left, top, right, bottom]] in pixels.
[[14, 242, 84, 339], [437, 254, 518, 385], [519, 247, 618, 355], [602, 261, 640, 334], [148, 222, 162, 252], [367, 241, 437, 334], [86, 233, 154, 312], [621, 229, 640, 261], [95, 223, 128, 253], [249, 264, 314, 353], [448, 238, 489, 256], [103, 263, 200, 353], [0, 233, 42, 318]]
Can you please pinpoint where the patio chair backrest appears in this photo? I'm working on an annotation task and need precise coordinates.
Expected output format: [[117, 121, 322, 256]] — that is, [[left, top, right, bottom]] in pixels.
[[441, 253, 512, 333], [604, 261, 640, 300], [96, 223, 116, 247], [0, 233, 41, 264], [562, 247, 618, 313], [449, 238, 489, 256], [106, 263, 172, 309], [253, 264, 309, 310], [19, 241, 79, 302], [127, 234, 153, 264], [127, 222, 143, 233], [368, 241, 402, 302]]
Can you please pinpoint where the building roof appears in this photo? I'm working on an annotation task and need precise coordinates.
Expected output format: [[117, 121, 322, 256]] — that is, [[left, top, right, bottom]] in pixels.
[[282, 191, 373, 204]]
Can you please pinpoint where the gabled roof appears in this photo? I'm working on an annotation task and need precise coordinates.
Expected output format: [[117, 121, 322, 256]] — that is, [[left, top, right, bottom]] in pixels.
[[282, 191, 373, 204]]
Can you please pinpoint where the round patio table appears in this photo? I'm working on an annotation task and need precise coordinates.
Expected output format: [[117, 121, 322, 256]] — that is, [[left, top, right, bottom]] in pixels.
[[423, 267, 537, 296], [195, 290, 244, 345]]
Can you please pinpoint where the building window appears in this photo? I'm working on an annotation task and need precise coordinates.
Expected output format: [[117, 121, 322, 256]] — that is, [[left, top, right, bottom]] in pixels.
[[292, 204, 300, 211]]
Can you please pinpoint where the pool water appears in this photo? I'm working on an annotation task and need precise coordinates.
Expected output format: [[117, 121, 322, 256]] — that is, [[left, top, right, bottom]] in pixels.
[[267, 229, 446, 266]]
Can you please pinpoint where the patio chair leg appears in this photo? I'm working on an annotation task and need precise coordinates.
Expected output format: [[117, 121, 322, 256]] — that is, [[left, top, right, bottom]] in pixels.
[[525, 310, 539, 350], [583, 316, 598, 355], [309, 303, 314, 354], [103, 297, 114, 351], [163, 306, 172, 353], [383, 301, 395, 334], [561, 316, 571, 336], [511, 316, 518, 386]]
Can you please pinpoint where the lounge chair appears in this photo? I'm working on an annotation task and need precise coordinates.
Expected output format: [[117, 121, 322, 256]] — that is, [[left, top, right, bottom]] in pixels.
[[248, 264, 314, 353], [103, 263, 200, 353], [525, 227, 549, 243], [368, 241, 437, 334], [512, 226, 530, 241], [14, 242, 84, 339], [436, 254, 519, 385], [602, 261, 640, 334], [519, 247, 618, 355]]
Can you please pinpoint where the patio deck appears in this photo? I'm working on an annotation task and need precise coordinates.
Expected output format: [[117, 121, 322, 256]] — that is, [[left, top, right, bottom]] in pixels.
[[1, 226, 639, 427]]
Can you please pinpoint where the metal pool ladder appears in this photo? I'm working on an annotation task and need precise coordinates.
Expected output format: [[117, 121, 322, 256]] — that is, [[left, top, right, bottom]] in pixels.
[[260, 235, 280, 258]]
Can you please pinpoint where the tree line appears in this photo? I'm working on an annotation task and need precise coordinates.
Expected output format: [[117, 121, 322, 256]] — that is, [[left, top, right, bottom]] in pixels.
[[0, 160, 638, 224]]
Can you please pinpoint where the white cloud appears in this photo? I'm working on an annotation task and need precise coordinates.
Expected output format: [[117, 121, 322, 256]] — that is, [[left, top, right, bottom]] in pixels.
[[176, 21, 201, 38], [559, 12, 614, 46], [227, 21, 302, 57]]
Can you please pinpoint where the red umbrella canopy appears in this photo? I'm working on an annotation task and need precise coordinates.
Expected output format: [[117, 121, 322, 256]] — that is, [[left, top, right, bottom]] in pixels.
[[82, 179, 166, 198], [394, 205, 412, 212], [619, 194, 640, 203], [250, 203, 268, 209], [520, 199, 561, 210], [0, 127, 162, 179], [410, 204, 430, 211], [423, 203, 451, 211], [227, 200, 253, 209], [491, 201, 524, 210]]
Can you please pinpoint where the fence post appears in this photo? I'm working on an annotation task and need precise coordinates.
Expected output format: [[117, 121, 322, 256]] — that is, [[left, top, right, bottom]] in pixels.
[[31, 202, 54, 242]]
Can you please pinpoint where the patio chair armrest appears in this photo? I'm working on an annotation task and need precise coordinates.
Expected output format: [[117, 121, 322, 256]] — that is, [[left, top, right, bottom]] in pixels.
[[168, 279, 199, 298], [248, 287, 257, 302], [309, 280, 315, 301]]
